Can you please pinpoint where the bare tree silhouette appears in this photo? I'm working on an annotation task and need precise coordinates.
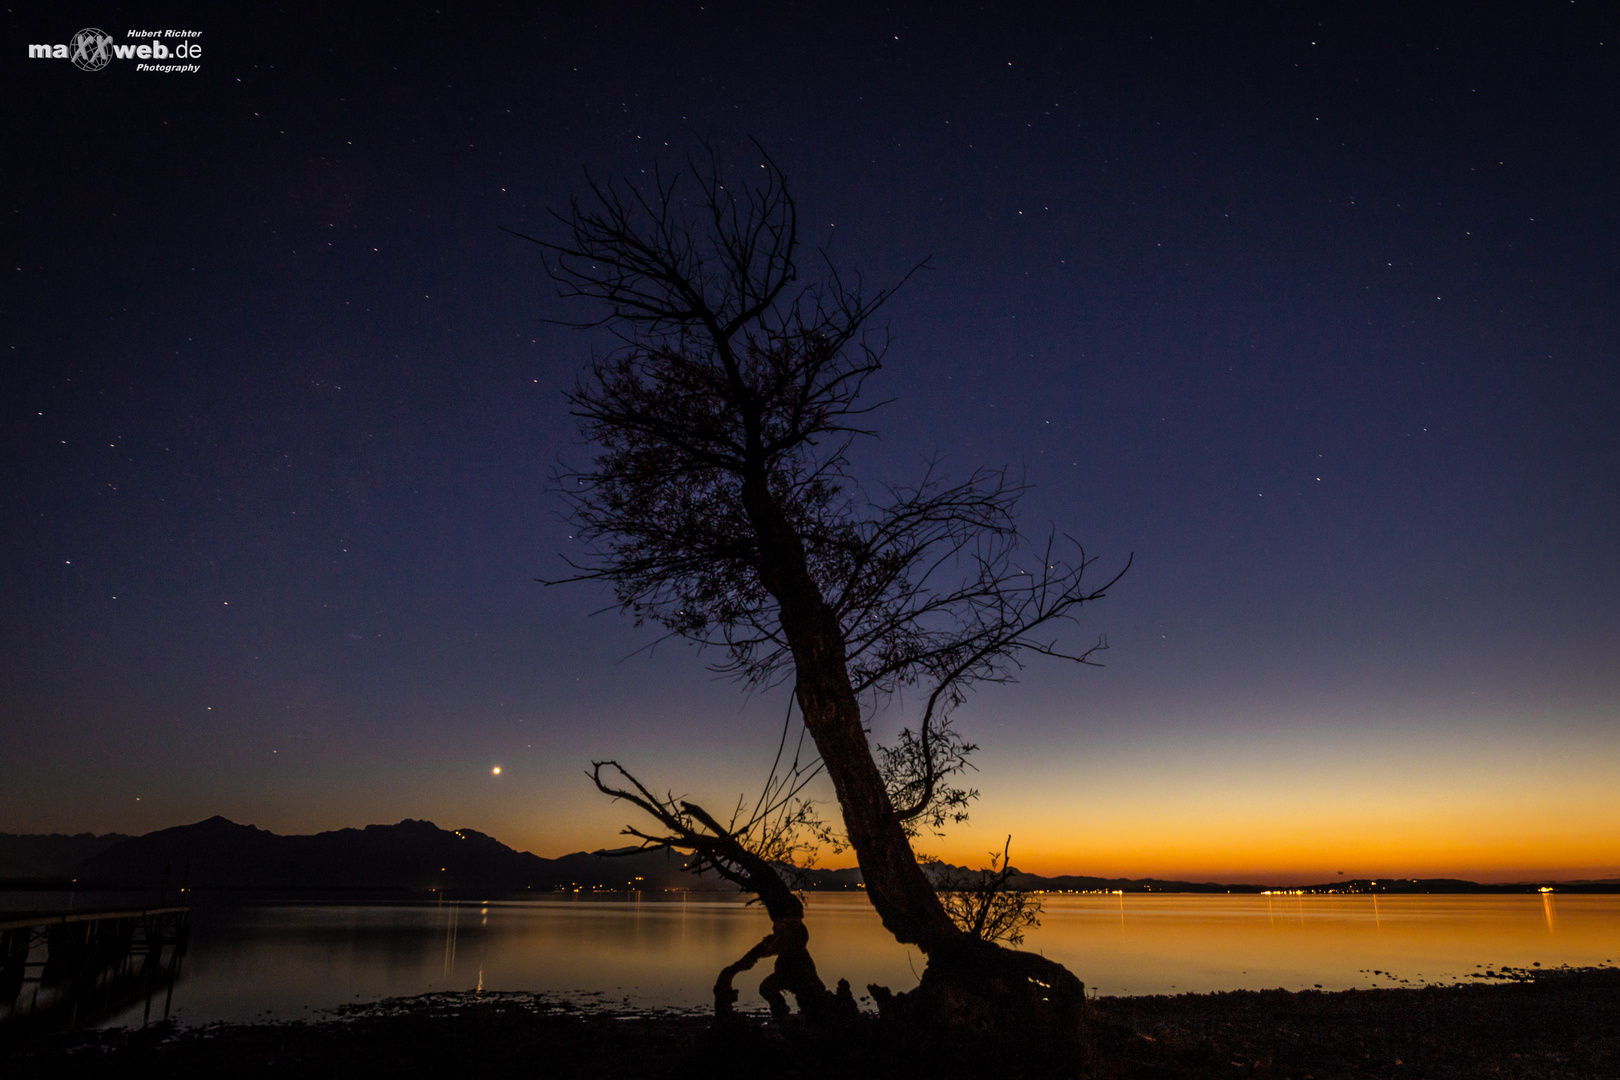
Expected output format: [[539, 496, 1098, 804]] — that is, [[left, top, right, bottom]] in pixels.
[[522, 143, 1127, 1034], [589, 708, 857, 1024]]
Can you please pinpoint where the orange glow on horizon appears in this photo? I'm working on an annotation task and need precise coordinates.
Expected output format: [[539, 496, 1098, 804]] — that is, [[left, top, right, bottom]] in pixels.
[[156, 707, 1618, 890], [504, 716, 1620, 887]]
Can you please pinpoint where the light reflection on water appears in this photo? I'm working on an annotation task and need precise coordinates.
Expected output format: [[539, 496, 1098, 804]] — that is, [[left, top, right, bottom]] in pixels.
[[1030, 893, 1618, 997], [101, 892, 1620, 1027]]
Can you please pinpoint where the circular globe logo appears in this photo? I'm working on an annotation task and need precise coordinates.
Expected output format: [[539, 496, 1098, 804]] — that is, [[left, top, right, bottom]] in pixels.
[[69, 28, 113, 71]]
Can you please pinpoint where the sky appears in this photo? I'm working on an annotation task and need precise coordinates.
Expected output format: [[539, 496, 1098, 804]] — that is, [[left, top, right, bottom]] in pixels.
[[4, 3, 1617, 885]]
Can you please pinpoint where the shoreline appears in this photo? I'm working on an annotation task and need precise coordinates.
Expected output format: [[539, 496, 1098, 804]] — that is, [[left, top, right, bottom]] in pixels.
[[5, 966, 1615, 1078], [8, 880, 1620, 900]]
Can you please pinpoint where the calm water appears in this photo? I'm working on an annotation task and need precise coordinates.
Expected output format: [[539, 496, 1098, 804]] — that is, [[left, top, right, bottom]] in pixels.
[[73, 892, 1620, 1027]]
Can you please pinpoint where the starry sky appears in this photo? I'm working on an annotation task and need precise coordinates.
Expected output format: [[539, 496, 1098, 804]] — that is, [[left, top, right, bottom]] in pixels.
[[5, 3, 1618, 884]]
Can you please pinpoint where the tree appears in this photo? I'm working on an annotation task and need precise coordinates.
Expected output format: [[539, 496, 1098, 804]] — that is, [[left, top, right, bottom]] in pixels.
[[525, 146, 1128, 1033], [931, 837, 1041, 948], [589, 715, 857, 1024]]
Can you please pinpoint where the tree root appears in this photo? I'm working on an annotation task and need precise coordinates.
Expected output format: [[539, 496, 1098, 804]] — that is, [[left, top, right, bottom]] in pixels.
[[868, 940, 1087, 1041], [714, 916, 859, 1028]]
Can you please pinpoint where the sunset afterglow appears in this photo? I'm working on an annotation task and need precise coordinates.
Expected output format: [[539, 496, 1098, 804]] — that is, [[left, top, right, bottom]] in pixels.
[[4, 6, 1616, 892]]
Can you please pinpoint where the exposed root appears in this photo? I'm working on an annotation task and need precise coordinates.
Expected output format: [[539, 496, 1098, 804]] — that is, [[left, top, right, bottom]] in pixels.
[[869, 940, 1087, 1042], [714, 916, 859, 1028]]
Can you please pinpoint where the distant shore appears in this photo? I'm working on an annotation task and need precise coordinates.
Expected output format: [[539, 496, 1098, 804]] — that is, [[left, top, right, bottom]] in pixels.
[[6, 966, 1616, 1078], [6, 878, 1619, 902], [8, 820, 1617, 896]]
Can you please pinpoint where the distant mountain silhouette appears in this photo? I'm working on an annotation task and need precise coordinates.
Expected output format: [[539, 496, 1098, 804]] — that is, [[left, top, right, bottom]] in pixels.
[[0, 830, 135, 878], [7, 819, 1613, 893], [68, 816, 705, 892], [1283, 877, 1620, 894], [791, 865, 865, 889], [912, 861, 1265, 894], [1007, 871, 1263, 893]]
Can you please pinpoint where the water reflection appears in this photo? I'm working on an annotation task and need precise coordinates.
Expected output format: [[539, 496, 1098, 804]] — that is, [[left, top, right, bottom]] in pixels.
[[1, 906, 189, 1034], [78, 893, 1619, 1027], [441, 902, 458, 977], [1035, 893, 1619, 996]]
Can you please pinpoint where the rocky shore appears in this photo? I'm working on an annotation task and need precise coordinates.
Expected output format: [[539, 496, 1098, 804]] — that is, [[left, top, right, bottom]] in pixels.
[[4, 966, 1615, 1079]]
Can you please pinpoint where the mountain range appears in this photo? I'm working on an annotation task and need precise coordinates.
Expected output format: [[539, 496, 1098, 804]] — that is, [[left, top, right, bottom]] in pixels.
[[2, 818, 1614, 894], [0, 817, 700, 892]]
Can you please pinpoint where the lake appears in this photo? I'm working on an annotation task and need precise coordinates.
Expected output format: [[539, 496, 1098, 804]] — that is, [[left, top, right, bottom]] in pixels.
[[19, 892, 1620, 1028]]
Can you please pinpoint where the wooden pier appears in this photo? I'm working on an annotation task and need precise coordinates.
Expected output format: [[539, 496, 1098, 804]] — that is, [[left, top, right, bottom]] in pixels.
[[1, 905, 190, 1033]]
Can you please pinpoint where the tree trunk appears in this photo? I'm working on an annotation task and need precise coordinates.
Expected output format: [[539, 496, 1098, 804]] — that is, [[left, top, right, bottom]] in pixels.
[[787, 607, 1089, 1035], [789, 610, 964, 951], [741, 471, 962, 953], [671, 801, 857, 1025], [740, 472, 1090, 1039]]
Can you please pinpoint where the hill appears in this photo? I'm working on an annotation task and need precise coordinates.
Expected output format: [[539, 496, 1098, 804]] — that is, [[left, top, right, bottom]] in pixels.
[[0, 830, 135, 879], [914, 862, 1265, 894], [8, 819, 1614, 894], [68, 816, 705, 892]]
